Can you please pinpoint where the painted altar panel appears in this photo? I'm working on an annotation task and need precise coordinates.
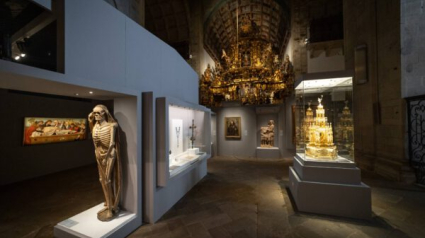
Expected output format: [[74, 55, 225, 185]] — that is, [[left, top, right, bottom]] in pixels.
[[224, 117, 241, 139], [23, 117, 87, 145]]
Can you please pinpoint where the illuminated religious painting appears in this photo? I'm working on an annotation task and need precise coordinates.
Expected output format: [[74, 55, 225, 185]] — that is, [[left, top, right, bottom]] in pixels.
[[225, 117, 241, 139], [23, 117, 87, 145]]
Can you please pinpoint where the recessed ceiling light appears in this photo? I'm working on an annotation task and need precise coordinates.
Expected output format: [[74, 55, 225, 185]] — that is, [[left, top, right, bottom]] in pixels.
[[20, 53, 26, 57], [14, 55, 20, 60], [75, 93, 79, 96], [89, 91, 93, 94]]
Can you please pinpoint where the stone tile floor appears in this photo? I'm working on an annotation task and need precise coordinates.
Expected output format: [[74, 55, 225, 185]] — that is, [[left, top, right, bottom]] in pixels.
[[1, 155, 424, 238], [129, 156, 425, 238], [0, 165, 104, 238]]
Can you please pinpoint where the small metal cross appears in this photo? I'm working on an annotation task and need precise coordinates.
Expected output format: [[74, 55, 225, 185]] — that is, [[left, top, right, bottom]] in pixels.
[[189, 119, 196, 149]]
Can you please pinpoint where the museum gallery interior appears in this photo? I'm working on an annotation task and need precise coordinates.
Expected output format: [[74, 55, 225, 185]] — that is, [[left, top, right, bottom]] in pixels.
[[0, 0, 425, 237]]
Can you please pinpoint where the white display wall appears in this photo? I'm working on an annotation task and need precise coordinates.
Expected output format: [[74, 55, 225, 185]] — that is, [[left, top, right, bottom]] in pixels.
[[0, 0, 203, 236], [215, 105, 294, 158], [149, 96, 211, 223]]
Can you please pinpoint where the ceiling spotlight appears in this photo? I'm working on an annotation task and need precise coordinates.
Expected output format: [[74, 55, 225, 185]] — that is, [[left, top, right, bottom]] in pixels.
[[75, 93, 79, 96], [16, 41, 26, 57], [14, 55, 20, 60], [20, 53, 26, 57], [89, 91, 93, 94]]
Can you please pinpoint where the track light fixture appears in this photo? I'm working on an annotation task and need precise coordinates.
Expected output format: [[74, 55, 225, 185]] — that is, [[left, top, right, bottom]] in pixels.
[[16, 40, 27, 58]]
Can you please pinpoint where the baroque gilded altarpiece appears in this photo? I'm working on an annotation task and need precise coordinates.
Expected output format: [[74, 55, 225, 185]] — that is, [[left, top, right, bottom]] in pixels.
[[199, 15, 294, 108]]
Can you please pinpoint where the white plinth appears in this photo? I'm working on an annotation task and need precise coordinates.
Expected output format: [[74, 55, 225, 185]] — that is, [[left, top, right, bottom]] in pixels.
[[296, 153, 356, 168], [293, 155, 361, 184], [54, 203, 136, 238], [289, 155, 371, 220], [256, 147, 280, 158], [188, 148, 200, 155]]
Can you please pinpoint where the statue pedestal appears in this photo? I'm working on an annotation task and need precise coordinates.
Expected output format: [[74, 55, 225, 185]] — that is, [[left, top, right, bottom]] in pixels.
[[54, 203, 136, 238], [256, 147, 280, 158], [188, 148, 200, 155], [289, 154, 371, 219]]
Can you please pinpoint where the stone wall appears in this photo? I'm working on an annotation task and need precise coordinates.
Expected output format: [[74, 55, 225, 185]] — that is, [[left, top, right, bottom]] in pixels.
[[289, 0, 344, 76], [290, 0, 309, 77], [187, 0, 202, 74], [187, 0, 216, 76], [401, 0, 425, 98], [344, 0, 412, 182]]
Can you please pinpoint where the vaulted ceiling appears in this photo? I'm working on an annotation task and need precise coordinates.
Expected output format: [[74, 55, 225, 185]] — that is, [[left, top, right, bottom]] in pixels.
[[145, 0, 190, 58], [144, 0, 291, 61], [203, 0, 291, 62]]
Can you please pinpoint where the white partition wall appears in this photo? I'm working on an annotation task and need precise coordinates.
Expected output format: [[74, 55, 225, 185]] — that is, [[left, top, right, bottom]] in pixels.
[[151, 96, 211, 222], [64, 0, 198, 103], [114, 97, 141, 217], [0, 0, 204, 236]]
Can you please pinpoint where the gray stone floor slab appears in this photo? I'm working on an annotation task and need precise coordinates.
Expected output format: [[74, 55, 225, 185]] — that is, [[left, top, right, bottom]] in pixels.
[[128, 156, 425, 238], [1, 156, 425, 238]]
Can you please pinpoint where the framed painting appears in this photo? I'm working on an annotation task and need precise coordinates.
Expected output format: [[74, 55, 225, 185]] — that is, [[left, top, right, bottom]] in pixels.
[[23, 117, 87, 145], [225, 117, 241, 139]]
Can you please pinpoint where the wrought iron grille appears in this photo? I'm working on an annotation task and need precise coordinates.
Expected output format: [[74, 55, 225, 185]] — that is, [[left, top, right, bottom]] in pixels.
[[407, 96, 425, 185]]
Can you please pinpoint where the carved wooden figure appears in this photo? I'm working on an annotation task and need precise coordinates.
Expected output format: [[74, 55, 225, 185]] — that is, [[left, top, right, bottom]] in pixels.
[[261, 120, 275, 147], [88, 105, 122, 221]]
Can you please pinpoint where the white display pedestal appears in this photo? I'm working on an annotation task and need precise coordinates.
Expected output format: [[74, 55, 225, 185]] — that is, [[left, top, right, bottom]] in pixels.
[[289, 154, 371, 219], [256, 147, 280, 158], [54, 203, 136, 238]]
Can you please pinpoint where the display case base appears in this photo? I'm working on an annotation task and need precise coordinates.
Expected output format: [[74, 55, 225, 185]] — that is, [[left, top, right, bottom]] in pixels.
[[256, 147, 280, 158], [296, 153, 355, 168], [170, 151, 208, 178], [293, 155, 360, 184], [54, 203, 136, 238], [289, 155, 371, 220]]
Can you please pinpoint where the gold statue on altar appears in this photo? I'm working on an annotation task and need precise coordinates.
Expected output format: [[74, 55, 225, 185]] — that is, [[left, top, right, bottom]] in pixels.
[[202, 64, 213, 83], [199, 16, 294, 108], [305, 96, 338, 160]]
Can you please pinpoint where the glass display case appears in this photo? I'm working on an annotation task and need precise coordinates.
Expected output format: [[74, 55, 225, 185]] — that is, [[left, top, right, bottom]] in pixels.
[[157, 97, 211, 187], [295, 73, 354, 162], [168, 106, 209, 177], [289, 71, 371, 220]]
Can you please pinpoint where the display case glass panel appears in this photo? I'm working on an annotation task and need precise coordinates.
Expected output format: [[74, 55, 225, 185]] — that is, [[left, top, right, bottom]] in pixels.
[[168, 105, 209, 177], [295, 74, 354, 162], [156, 97, 212, 187]]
